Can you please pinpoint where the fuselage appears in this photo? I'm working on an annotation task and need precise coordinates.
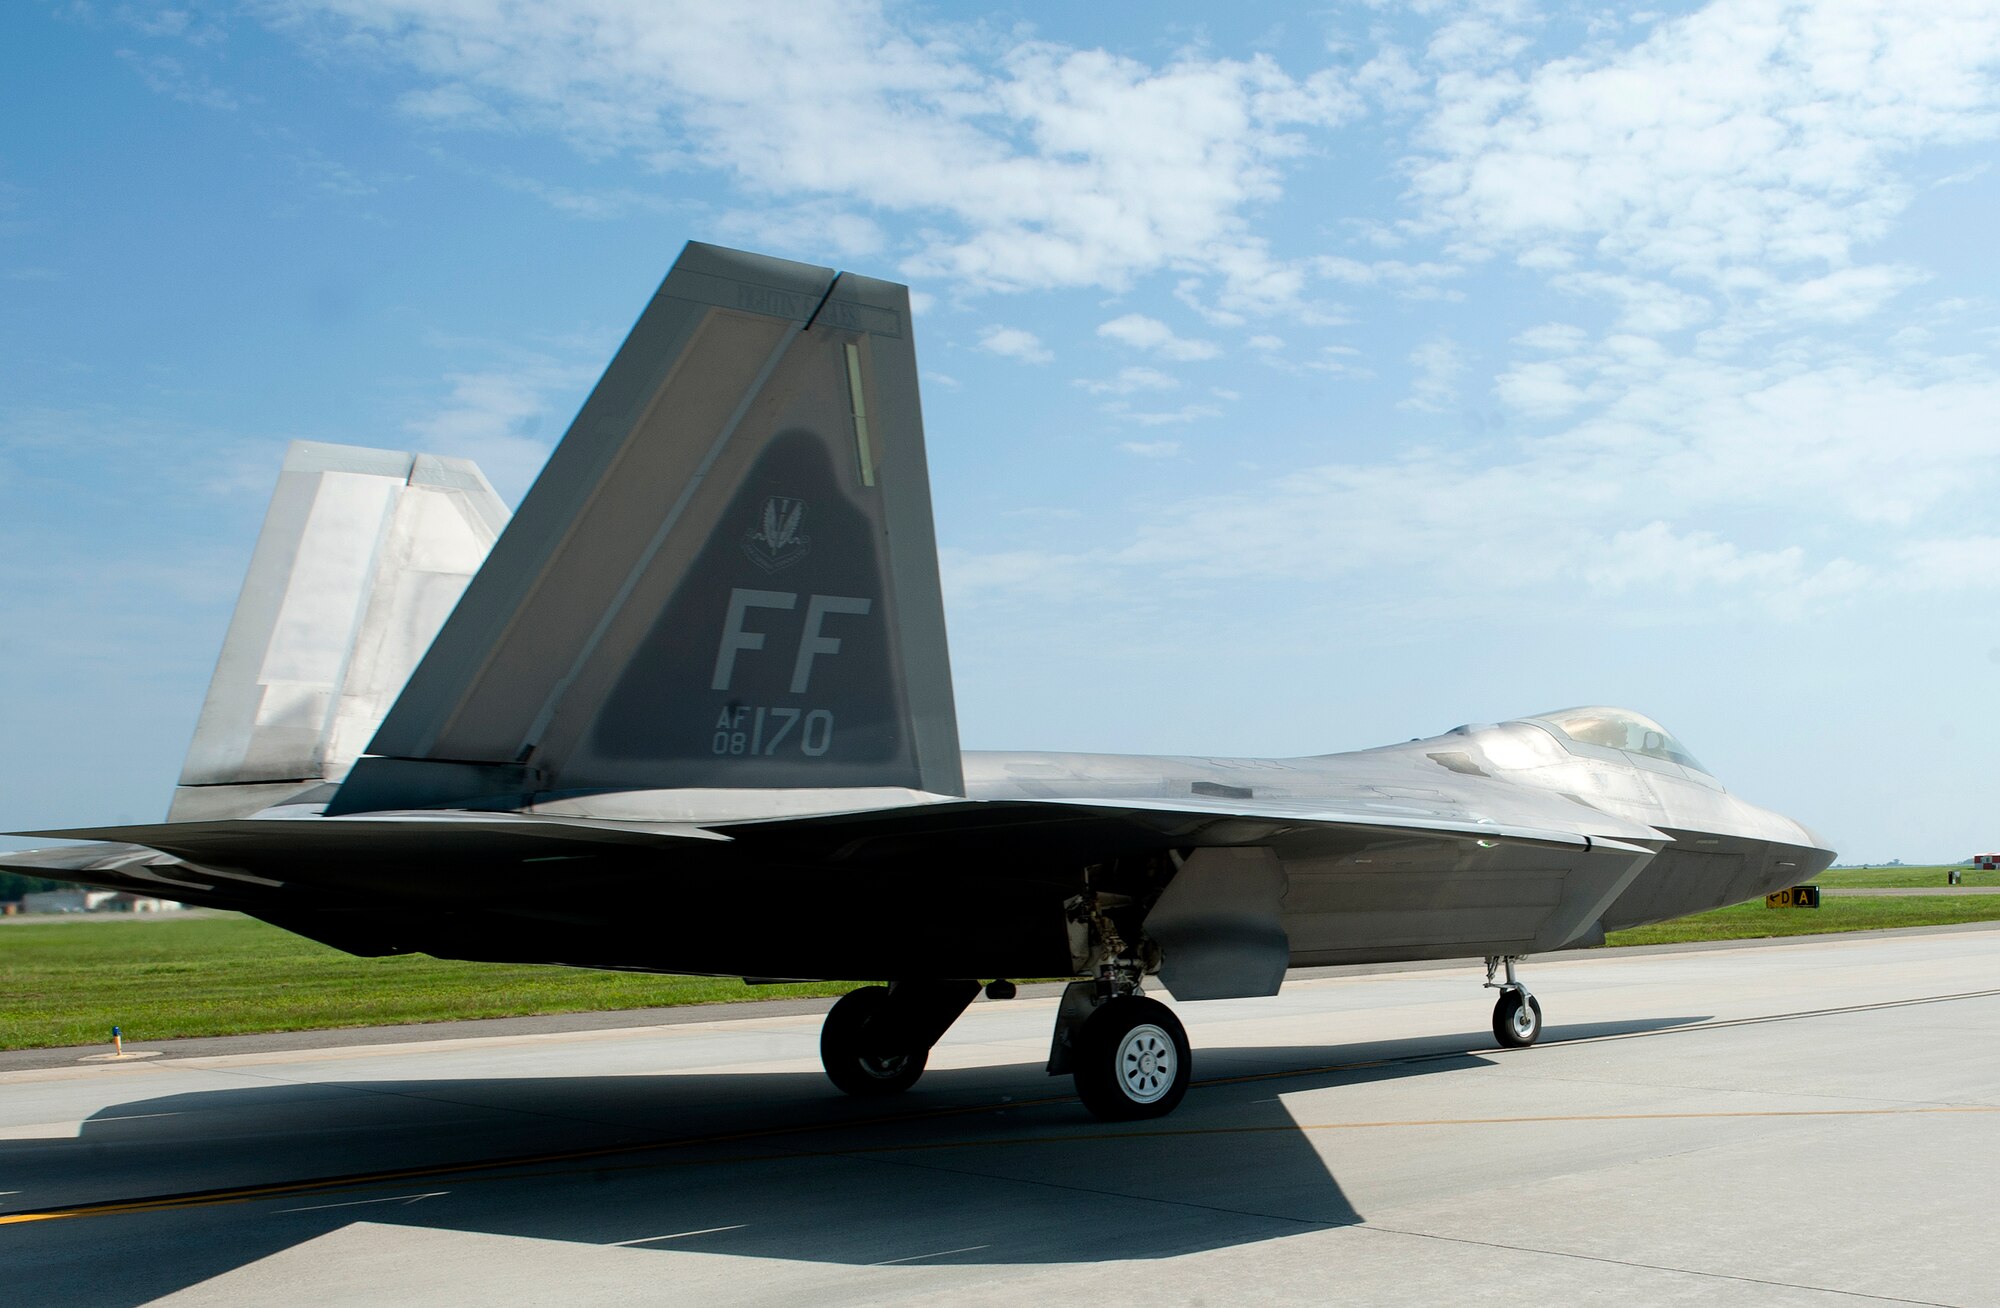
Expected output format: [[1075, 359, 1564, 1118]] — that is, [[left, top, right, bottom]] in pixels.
[[958, 709, 1832, 965]]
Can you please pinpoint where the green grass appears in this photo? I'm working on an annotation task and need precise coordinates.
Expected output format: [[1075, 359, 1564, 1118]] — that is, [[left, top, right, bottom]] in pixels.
[[1815, 864, 1996, 889], [0, 914, 864, 1050], [1604, 893, 2000, 946], [9, 891, 2000, 1051]]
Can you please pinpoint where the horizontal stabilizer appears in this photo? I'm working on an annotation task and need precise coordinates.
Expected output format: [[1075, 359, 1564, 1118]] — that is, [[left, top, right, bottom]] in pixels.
[[22, 813, 728, 867]]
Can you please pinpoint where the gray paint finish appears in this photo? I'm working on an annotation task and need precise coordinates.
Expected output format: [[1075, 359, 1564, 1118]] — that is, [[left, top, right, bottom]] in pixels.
[[349, 243, 961, 806]]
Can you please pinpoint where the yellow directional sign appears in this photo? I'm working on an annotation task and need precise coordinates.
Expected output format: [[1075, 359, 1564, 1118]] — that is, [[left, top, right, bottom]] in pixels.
[[1766, 885, 1821, 909]]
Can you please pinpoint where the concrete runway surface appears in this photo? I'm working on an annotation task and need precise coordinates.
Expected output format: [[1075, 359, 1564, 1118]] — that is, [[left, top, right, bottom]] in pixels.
[[6, 927, 2000, 1307]]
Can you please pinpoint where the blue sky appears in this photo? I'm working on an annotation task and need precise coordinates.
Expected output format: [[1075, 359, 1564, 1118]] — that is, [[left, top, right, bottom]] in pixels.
[[2, 0, 1997, 860]]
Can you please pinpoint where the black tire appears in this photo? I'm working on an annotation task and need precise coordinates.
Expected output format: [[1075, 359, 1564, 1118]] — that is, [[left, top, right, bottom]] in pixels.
[[1072, 995, 1192, 1121], [1492, 990, 1543, 1048], [820, 986, 927, 1097]]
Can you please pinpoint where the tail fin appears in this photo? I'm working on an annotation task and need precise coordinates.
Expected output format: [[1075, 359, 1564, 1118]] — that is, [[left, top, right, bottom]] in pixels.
[[169, 443, 510, 821], [329, 242, 961, 814]]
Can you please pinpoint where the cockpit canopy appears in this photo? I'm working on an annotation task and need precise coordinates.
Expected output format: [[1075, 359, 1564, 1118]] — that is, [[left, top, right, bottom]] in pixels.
[[1525, 706, 1708, 774]]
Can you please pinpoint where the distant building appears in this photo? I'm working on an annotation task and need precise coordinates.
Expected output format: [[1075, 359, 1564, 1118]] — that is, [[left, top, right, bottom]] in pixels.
[[20, 889, 182, 914], [1973, 854, 1999, 871]]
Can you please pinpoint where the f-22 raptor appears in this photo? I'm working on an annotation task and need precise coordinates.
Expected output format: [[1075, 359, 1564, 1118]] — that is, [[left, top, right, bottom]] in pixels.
[[7, 243, 1834, 1121]]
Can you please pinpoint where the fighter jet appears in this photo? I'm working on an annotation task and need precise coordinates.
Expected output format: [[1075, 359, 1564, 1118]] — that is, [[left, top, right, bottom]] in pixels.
[[5, 243, 1834, 1121]]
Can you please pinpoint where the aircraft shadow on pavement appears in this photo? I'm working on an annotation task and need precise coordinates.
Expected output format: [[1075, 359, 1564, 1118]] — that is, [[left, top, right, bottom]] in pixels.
[[6, 1016, 1704, 1305]]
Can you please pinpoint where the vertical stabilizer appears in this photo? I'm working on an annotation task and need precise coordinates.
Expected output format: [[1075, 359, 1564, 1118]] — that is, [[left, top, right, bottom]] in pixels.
[[331, 242, 961, 814], [169, 443, 509, 820]]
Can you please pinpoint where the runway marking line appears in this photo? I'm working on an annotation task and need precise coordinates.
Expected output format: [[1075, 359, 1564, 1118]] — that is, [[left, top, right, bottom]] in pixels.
[[6, 986, 1998, 1229], [275, 1191, 447, 1215], [870, 1244, 990, 1265], [611, 1224, 747, 1246]]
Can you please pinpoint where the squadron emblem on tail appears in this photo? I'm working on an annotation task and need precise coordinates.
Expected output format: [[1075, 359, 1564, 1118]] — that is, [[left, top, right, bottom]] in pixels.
[[745, 496, 810, 572]]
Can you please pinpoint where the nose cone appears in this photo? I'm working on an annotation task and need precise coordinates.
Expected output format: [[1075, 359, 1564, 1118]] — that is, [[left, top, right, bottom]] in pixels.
[[1794, 821, 1838, 872]]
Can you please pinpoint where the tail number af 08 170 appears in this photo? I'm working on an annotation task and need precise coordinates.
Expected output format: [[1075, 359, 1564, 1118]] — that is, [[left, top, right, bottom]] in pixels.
[[708, 588, 872, 758], [712, 704, 833, 757]]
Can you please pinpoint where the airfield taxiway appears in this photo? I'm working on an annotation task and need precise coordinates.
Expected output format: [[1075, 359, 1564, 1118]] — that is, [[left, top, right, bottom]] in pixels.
[[6, 927, 2000, 1307]]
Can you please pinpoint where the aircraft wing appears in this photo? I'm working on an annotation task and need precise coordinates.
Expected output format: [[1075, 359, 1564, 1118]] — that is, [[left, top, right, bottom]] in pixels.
[[7, 794, 1660, 977], [4, 815, 731, 916], [22, 814, 730, 861], [708, 791, 1665, 858], [15, 790, 1655, 887]]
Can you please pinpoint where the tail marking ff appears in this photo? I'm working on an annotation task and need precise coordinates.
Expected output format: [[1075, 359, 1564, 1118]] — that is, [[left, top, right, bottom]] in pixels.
[[330, 243, 961, 814]]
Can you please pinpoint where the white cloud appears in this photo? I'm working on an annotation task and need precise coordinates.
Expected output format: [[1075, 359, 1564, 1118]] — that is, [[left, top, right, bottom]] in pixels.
[[1408, 0, 2000, 294], [464, 162, 676, 220], [1896, 536, 2000, 590], [404, 359, 594, 501], [710, 200, 887, 259], [1100, 400, 1222, 427], [1401, 337, 1465, 412], [276, 0, 1361, 299], [1425, 1, 1539, 74], [1312, 254, 1462, 290], [1582, 521, 1814, 594], [1550, 271, 1711, 333], [977, 325, 1053, 365], [939, 546, 1116, 607], [1078, 366, 1179, 395], [1097, 313, 1219, 361], [1494, 359, 1590, 419], [1490, 335, 2000, 528], [1118, 440, 1182, 458], [1305, 344, 1373, 379], [954, 339, 2000, 622], [115, 49, 239, 110], [1514, 322, 1588, 352], [1750, 264, 1925, 325]]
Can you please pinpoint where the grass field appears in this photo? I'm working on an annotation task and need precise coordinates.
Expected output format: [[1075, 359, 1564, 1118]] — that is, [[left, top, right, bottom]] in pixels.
[[0, 915, 862, 1050], [6, 892, 2000, 1051], [1602, 893, 2000, 945], [1816, 864, 1996, 889]]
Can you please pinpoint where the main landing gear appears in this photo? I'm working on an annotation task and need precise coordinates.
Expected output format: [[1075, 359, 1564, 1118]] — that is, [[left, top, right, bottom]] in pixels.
[[1484, 954, 1542, 1048], [817, 973, 1194, 1122], [1069, 991, 1191, 1120], [821, 873, 1193, 1120], [818, 980, 979, 1098]]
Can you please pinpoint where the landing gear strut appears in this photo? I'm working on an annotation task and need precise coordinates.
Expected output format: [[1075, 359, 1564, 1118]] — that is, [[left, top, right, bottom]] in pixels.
[[1484, 955, 1542, 1048], [819, 980, 979, 1098], [1047, 866, 1192, 1120]]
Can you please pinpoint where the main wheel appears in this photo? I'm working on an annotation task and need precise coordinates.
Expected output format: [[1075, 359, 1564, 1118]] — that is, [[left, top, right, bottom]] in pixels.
[[820, 986, 927, 1097], [1492, 990, 1543, 1048], [1072, 995, 1192, 1121]]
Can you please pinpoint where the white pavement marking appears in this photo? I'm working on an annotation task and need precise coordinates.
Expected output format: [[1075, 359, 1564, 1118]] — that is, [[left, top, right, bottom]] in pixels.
[[610, 1224, 749, 1246], [277, 1192, 449, 1214], [871, 1245, 991, 1265]]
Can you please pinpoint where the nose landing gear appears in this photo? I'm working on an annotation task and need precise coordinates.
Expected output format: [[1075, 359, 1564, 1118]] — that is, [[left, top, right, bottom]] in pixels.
[[1484, 954, 1543, 1048]]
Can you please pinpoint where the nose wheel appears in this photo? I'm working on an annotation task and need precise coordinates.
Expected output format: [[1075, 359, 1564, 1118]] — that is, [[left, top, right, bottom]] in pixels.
[[1492, 988, 1543, 1047], [1484, 954, 1543, 1049]]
